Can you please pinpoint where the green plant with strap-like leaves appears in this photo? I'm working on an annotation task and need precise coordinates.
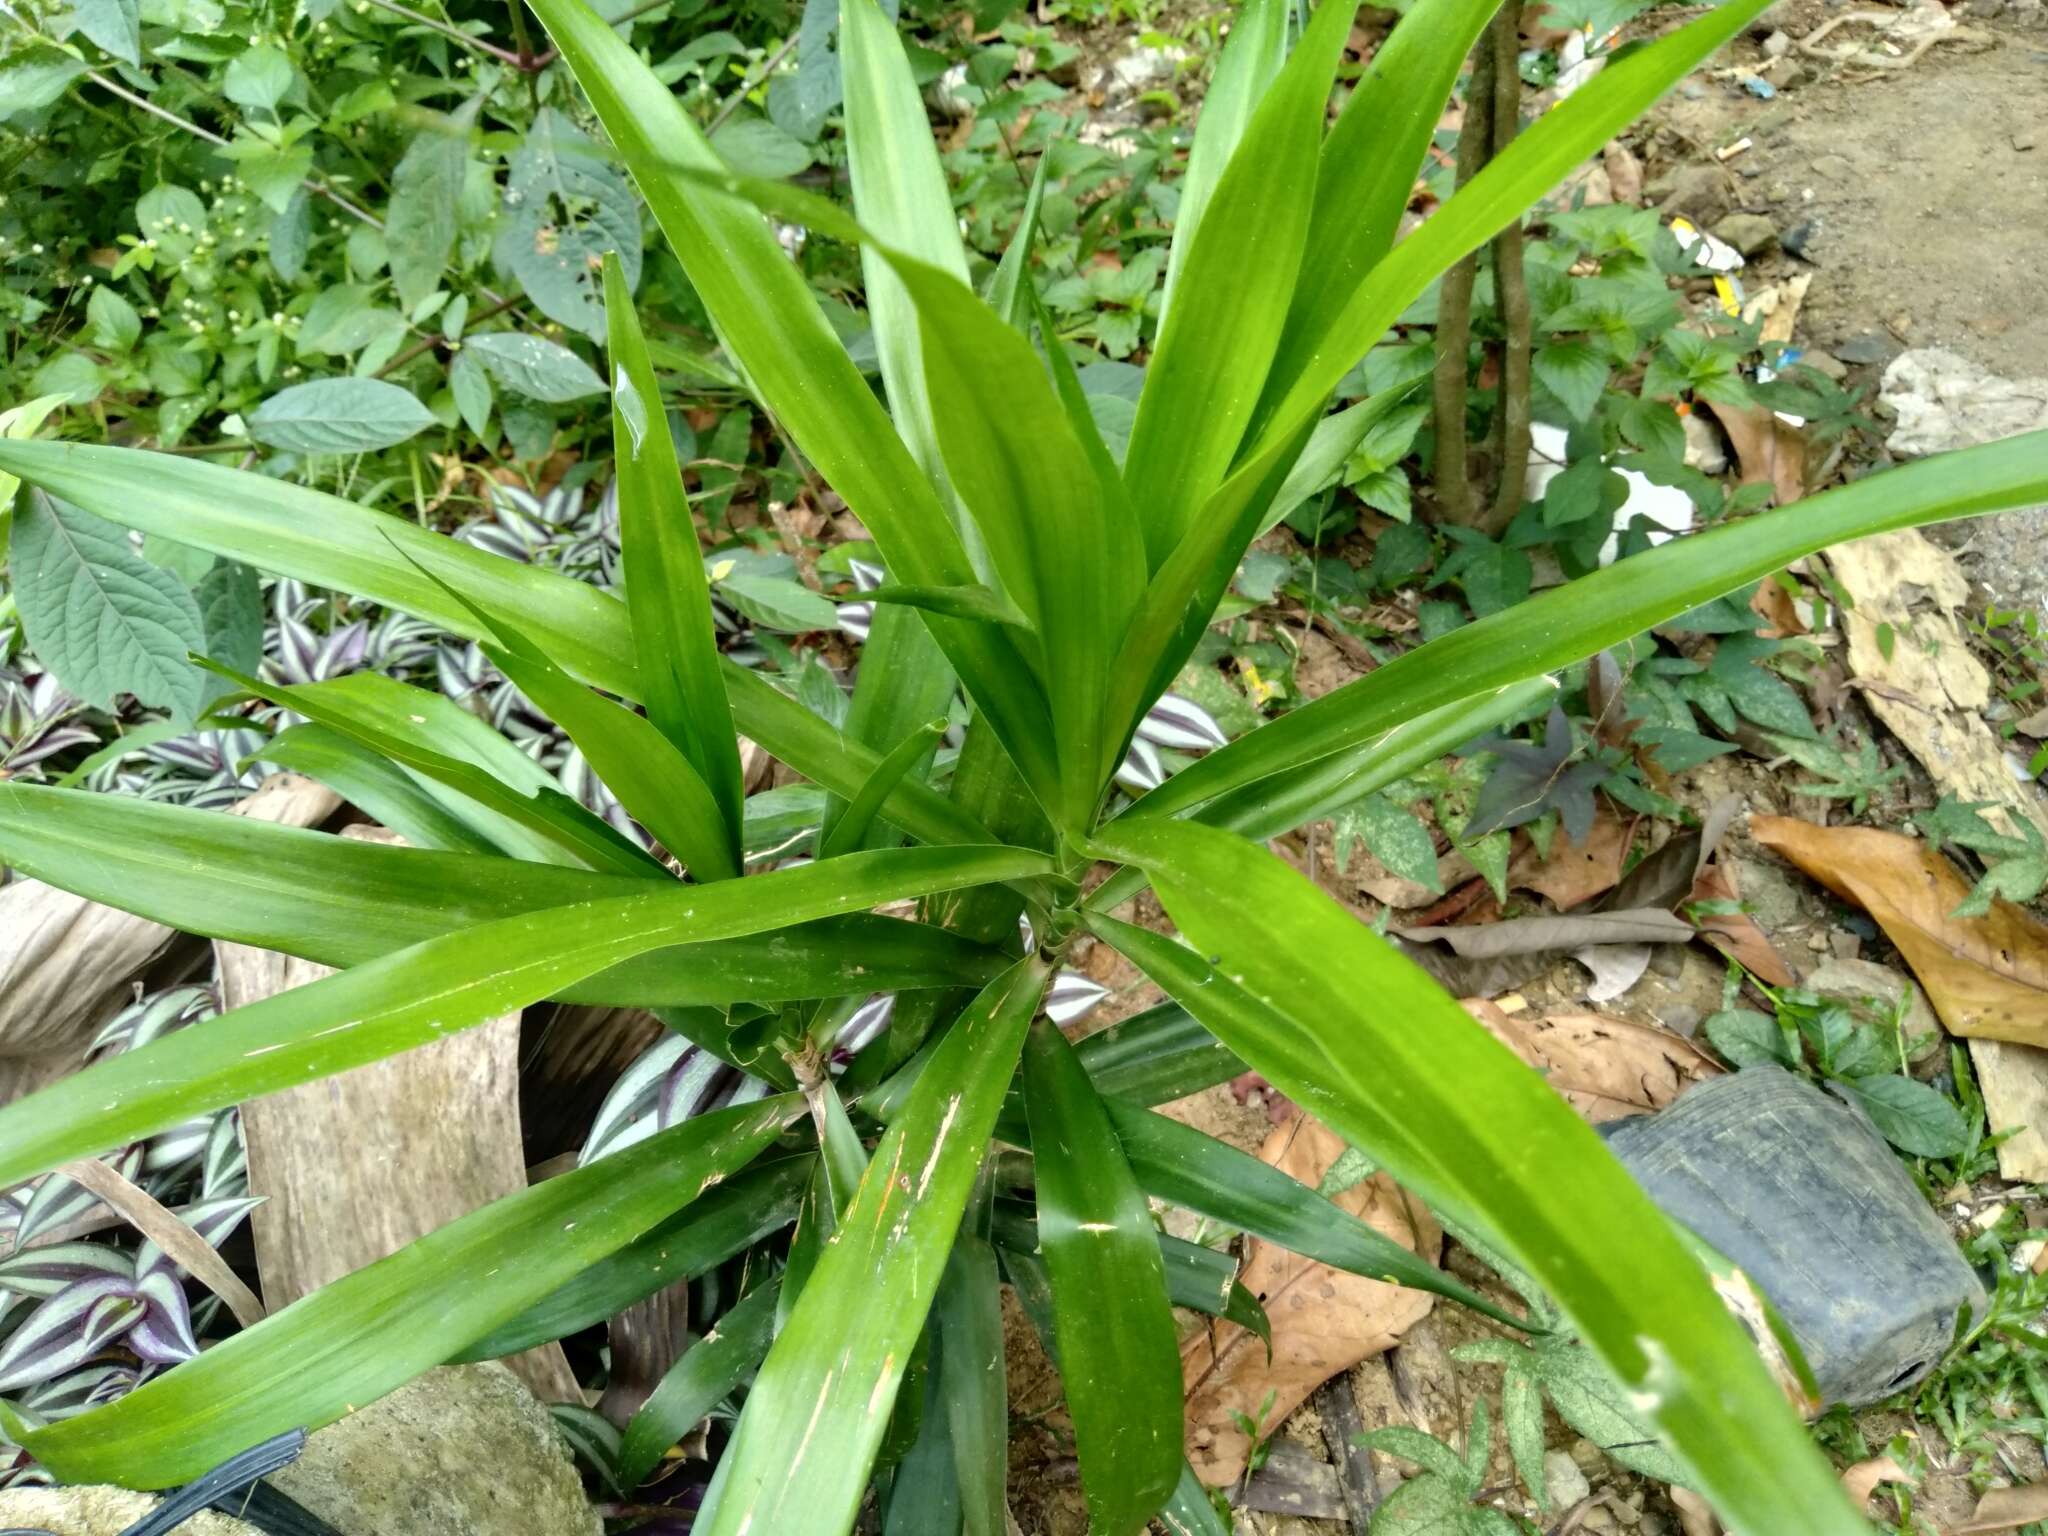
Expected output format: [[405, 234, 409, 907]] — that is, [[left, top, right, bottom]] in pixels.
[[0, 0, 2044, 1528]]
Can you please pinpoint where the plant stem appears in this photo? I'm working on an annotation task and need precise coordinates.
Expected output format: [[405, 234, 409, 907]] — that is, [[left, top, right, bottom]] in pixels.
[[358, 0, 526, 65], [375, 292, 522, 377], [1483, 0, 1532, 536], [1430, 34, 1494, 529], [708, 34, 800, 133]]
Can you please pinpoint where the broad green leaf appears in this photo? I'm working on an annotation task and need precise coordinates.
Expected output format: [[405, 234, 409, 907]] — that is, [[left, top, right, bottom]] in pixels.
[[87, 285, 142, 352], [1260, 379, 1432, 537], [820, 718, 947, 860], [865, 583, 1030, 629], [504, 109, 641, 336], [73, 0, 140, 64], [606, 252, 746, 858], [936, 1236, 1007, 1536], [207, 663, 661, 877], [0, 48, 86, 116], [709, 111, 814, 177], [1123, 0, 1354, 568], [17, 1098, 797, 1486], [0, 783, 1016, 1007], [1023, 1018, 1180, 1536], [192, 560, 263, 679], [1136, 432, 2048, 822], [1097, 1087, 1523, 1328], [261, 723, 505, 855], [523, 0, 1055, 797], [456, 1156, 809, 1361], [221, 44, 293, 111], [1088, 819, 1864, 1536], [11, 491, 204, 719], [385, 99, 478, 313], [1830, 1073, 1969, 1158], [408, 546, 738, 881], [463, 331, 607, 402], [1157, 0, 1286, 324], [618, 1275, 781, 1489], [0, 442, 996, 850], [0, 832, 1048, 1190], [692, 957, 1050, 1536], [245, 378, 438, 454]]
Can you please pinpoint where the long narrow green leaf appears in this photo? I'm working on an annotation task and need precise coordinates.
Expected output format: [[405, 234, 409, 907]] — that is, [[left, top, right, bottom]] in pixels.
[[618, 1275, 783, 1490], [523, 0, 1058, 802], [1086, 678, 1556, 914], [1074, 1000, 1244, 1105], [0, 782, 1008, 1005], [406, 546, 739, 881], [1099, 1086, 1524, 1329], [17, 1097, 798, 1486], [692, 957, 1050, 1536], [1089, 819, 1863, 1536], [0, 843, 1050, 1189], [0, 441, 996, 850], [1255, 0, 1503, 433], [823, 603, 961, 856], [606, 252, 747, 856], [1122, 0, 1353, 567], [456, 1156, 810, 1361], [987, 1200, 1241, 1320], [1157, 0, 1288, 323], [207, 663, 661, 878], [1250, 0, 1772, 457], [838, 0, 972, 516], [1023, 1018, 1180, 1536], [1136, 430, 2048, 821], [987, 151, 1051, 332], [819, 717, 948, 861], [261, 722, 503, 855], [936, 1236, 1007, 1536]]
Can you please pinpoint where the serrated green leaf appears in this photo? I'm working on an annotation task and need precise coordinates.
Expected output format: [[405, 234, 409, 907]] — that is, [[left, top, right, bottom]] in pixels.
[[1830, 1073, 1969, 1157], [503, 109, 641, 336], [246, 378, 437, 454], [1334, 791, 1442, 892], [463, 332, 607, 402], [386, 99, 477, 314], [1534, 339, 1612, 422], [12, 491, 204, 719]]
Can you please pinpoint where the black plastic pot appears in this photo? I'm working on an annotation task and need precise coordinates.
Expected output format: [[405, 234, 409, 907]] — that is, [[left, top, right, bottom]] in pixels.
[[1604, 1065, 1984, 1407]]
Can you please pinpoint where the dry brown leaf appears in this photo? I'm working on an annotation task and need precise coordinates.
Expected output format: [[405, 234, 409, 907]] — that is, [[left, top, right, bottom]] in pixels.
[[1749, 576, 1808, 639], [1839, 1455, 1910, 1511], [1750, 816, 2048, 1045], [1688, 859, 1800, 987], [1181, 1117, 1439, 1487], [1459, 999, 1721, 1122], [1826, 532, 2048, 841], [1509, 814, 1631, 908], [1602, 140, 1644, 203], [1704, 398, 1806, 507], [1955, 1484, 2048, 1533]]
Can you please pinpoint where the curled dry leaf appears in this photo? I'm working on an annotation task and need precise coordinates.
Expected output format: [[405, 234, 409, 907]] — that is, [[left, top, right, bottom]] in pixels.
[[1459, 1000, 1720, 1122], [1509, 812, 1632, 909], [1838, 1455, 1909, 1512], [1955, 1483, 2048, 1534], [1181, 1116, 1439, 1487], [1704, 397, 1806, 508], [1688, 858, 1798, 987], [1750, 816, 2048, 1046]]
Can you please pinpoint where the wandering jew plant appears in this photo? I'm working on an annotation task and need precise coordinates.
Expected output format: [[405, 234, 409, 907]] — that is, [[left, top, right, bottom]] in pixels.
[[0, 0, 2043, 1527]]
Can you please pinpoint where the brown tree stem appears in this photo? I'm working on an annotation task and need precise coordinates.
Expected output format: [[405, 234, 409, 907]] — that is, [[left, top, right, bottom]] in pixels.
[[1484, 0, 1533, 536], [1431, 35, 1496, 528]]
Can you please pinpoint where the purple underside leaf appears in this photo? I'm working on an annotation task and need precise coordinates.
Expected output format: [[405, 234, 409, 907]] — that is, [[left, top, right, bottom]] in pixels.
[[0, 1242, 134, 1298], [128, 1268, 200, 1366], [0, 1276, 144, 1392], [1466, 705, 1609, 844]]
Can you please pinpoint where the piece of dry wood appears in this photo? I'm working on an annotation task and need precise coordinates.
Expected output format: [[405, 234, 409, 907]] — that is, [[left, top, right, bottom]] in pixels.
[[217, 824, 579, 1405], [55, 1156, 264, 1328], [1182, 1117, 1439, 1487], [520, 1003, 666, 1166], [0, 773, 340, 1105]]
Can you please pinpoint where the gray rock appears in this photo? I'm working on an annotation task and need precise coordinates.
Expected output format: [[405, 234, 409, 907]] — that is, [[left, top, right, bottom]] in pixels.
[[1544, 1448, 1594, 1509], [1884, 347, 2048, 458], [1831, 331, 1899, 366], [1711, 211, 1779, 257], [1762, 26, 1794, 55], [272, 1365, 599, 1536], [1811, 152, 1854, 181], [1648, 161, 1733, 225], [0, 1487, 260, 1535], [1804, 957, 1944, 1057]]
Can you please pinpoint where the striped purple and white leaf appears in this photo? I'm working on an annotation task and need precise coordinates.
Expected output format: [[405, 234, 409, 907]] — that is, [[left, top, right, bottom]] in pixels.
[[1116, 692, 1229, 793], [0, 1274, 144, 1393], [835, 558, 886, 643], [579, 1038, 766, 1167]]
